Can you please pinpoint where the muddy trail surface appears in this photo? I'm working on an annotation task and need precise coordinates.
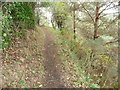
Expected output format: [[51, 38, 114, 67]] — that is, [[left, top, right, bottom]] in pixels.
[[41, 27, 65, 88]]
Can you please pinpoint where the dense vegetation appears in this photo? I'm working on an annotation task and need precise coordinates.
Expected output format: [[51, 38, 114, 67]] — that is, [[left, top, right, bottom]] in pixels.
[[1, 2, 36, 49], [1, 1, 119, 88]]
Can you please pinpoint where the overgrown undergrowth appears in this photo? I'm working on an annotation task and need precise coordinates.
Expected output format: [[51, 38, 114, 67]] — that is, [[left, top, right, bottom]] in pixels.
[[56, 29, 118, 88]]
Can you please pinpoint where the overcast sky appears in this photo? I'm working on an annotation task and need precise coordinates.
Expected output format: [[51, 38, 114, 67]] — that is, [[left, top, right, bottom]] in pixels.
[[37, 2, 118, 26]]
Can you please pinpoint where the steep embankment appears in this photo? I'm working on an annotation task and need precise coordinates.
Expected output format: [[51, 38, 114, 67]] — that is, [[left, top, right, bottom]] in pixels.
[[3, 27, 45, 88]]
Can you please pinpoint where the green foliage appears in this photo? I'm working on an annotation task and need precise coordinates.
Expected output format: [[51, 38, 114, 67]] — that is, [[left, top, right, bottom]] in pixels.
[[59, 28, 118, 88], [52, 2, 69, 30], [38, 71, 45, 75], [40, 2, 53, 7], [8, 82, 17, 86], [6, 2, 35, 29], [18, 79, 28, 88], [2, 2, 36, 49], [2, 10, 13, 49], [91, 84, 100, 88], [34, 84, 42, 88]]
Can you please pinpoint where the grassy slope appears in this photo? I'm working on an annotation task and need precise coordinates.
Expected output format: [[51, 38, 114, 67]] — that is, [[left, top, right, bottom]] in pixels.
[[51, 28, 100, 88]]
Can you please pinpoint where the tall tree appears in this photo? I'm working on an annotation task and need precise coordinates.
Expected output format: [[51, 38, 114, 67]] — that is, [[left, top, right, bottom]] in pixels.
[[51, 2, 69, 30], [80, 2, 118, 40]]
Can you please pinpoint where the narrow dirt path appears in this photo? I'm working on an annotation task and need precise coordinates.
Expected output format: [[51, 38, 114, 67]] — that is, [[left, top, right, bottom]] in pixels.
[[41, 27, 64, 88]]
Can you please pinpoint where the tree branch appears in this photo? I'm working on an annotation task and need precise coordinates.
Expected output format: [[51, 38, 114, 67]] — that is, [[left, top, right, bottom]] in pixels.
[[99, 11, 118, 19], [99, 2, 114, 16], [105, 16, 118, 29], [104, 5, 118, 11], [99, 13, 108, 18], [99, 3, 106, 8], [106, 39, 118, 44], [81, 4, 94, 23]]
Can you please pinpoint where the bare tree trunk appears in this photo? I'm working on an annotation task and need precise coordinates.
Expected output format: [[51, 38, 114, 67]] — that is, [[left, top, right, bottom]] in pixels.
[[93, 3, 100, 40], [91, 3, 100, 69], [51, 19, 55, 29], [73, 3, 76, 39]]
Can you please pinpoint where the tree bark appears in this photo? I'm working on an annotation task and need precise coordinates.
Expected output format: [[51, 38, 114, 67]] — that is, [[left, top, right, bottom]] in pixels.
[[93, 3, 100, 40], [73, 3, 76, 39]]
